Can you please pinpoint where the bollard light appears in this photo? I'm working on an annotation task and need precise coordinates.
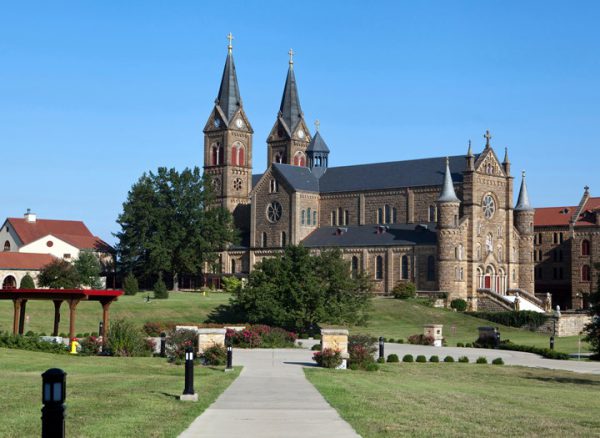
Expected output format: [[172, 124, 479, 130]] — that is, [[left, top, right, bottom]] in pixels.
[[41, 368, 67, 438], [180, 346, 197, 401], [160, 332, 166, 358], [378, 336, 384, 360], [98, 321, 104, 338], [226, 345, 233, 371], [550, 335, 555, 351]]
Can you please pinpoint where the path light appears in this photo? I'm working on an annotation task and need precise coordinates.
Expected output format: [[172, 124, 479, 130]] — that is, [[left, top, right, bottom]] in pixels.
[[180, 346, 198, 401], [379, 337, 384, 360], [41, 368, 66, 438], [98, 321, 104, 338], [226, 345, 233, 371], [160, 332, 166, 357]]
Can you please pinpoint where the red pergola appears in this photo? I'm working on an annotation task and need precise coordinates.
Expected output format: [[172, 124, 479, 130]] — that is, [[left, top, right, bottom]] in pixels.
[[0, 289, 123, 342]]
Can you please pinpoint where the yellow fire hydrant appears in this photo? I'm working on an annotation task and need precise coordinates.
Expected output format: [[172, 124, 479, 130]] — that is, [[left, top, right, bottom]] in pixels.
[[70, 338, 80, 355]]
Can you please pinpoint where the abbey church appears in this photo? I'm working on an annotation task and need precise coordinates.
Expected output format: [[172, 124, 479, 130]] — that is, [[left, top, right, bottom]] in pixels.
[[202, 38, 537, 310]]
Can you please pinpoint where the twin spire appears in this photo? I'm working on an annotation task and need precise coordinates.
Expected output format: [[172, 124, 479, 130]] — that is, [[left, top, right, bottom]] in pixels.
[[278, 48, 303, 133]]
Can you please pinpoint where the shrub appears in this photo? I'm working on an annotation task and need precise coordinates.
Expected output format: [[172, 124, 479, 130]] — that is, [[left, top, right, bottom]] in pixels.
[[313, 348, 343, 368], [397, 339, 404, 344], [376, 357, 385, 364], [221, 276, 242, 294], [407, 334, 435, 346], [429, 355, 440, 362], [468, 311, 549, 330], [458, 356, 469, 363], [226, 325, 296, 349], [388, 338, 395, 343], [444, 356, 455, 362], [0, 333, 67, 354], [166, 328, 197, 363], [497, 341, 570, 360], [107, 319, 153, 357], [456, 342, 464, 347], [450, 299, 467, 312], [348, 362, 359, 371], [348, 334, 377, 370], [364, 362, 380, 372], [465, 343, 473, 348], [392, 282, 416, 299], [387, 354, 399, 363], [79, 336, 103, 356], [201, 344, 227, 366], [476, 356, 488, 364], [142, 321, 164, 337], [490, 358, 503, 366], [123, 272, 139, 296], [416, 355, 427, 363], [402, 354, 414, 362], [19, 274, 35, 289], [311, 343, 321, 351], [153, 275, 169, 299], [38, 259, 80, 289]]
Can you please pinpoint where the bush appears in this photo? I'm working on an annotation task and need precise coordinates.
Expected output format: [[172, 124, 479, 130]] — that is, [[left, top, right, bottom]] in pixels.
[[429, 355, 440, 362], [465, 343, 473, 348], [397, 339, 404, 344], [444, 356, 455, 362], [450, 299, 467, 312], [142, 321, 164, 337], [123, 272, 139, 296], [221, 276, 242, 294], [376, 357, 385, 364], [153, 275, 169, 299], [201, 344, 227, 366], [79, 336, 103, 356], [388, 338, 395, 343], [416, 355, 427, 363], [456, 342, 464, 347], [20, 274, 35, 289], [311, 343, 321, 351], [0, 333, 67, 354], [392, 282, 416, 299], [166, 328, 197, 363], [476, 356, 488, 364], [492, 357, 504, 365], [38, 259, 80, 289], [468, 311, 549, 330], [364, 363, 380, 372], [407, 334, 435, 346], [497, 341, 570, 360], [348, 334, 377, 370], [107, 319, 153, 357], [387, 354, 399, 363], [458, 356, 469, 363], [402, 354, 414, 362], [348, 362, 359, 371], [226, 325, 296, 349], [313, 348, 343, 368]]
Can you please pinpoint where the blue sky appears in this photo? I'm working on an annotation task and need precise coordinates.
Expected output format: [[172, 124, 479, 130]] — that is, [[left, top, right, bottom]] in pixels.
[[1, 1, 599, 244]]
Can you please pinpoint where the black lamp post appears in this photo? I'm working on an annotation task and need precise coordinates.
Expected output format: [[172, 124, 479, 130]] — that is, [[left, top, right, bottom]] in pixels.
[[98, 321, 104, 338], [160, 332, 166, 358], [41, 368, 67, 438], [378, 336, 384, 360], [226, 345, 233, 371], [180, 346, 197, 401]]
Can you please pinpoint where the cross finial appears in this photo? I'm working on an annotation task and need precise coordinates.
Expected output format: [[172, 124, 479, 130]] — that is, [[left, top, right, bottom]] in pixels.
[[522, 170, 526, 178], [484, 130, 492, 147], [227, 32, 234, 52], [288, 48, 295, 66], [584, 185, 590, 193], [314, 119, 320, 132]]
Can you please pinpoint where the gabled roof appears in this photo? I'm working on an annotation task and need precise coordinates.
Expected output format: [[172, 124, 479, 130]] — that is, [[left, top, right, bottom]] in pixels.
[[272, 163, 319, 193], [6, 218, 113, 252], [216, 49, 242, 122], [535, 197, 600, 227], [301, 224, 437, 248], [279, 64, 303, 132], [0, 252, 55, 270]]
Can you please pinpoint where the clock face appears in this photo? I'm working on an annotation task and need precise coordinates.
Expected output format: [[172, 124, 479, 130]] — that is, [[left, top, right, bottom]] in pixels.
[[297, 129, 305, 139], [213, 118, 221, 128], [235, 118, 244, 128]]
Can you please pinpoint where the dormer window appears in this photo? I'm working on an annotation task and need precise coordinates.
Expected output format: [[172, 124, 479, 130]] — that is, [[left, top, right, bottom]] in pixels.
[[3, 240, 10, 252]]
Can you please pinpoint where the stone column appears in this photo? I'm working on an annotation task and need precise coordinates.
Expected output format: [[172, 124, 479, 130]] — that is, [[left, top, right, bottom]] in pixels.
[[198, 328, 226, 354], [321, 328, 349, 369]]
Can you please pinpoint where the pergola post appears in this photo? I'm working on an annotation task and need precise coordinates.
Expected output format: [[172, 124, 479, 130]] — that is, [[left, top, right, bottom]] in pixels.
[[101, 300, 113, 346], [18, 299, 28, 335], [12, 299, 22, 335], [52, 300, 63, 337], [68, 299, 80, 341]]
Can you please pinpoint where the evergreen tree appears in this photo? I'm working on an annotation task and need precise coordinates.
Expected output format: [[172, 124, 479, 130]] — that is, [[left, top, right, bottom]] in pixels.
[[19, 273, 35, 289], [584, 263, 600, 358], [74, 251, 103, 289], [123, 272, 139, 296], [153, 274, 168, 299], [38, 259, 80, 289]]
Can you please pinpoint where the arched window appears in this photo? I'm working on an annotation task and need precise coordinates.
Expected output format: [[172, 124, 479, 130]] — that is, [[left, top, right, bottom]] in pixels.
[[384, 205, 391, 224], [392, 208, 397, 224], [377, 208, 383, 224], [2, 275, 16, 289], [231, 146, 237, 166], [238, 145, 245, 166], [281, 231, 287, 247], [456, 245, 463, 261], [270, 179, 278, 193], [274, 152, 283, 163], [401, 255, 409, 280], [582, 240, 591, 256], [331, 211, 336, 226], [427, 256, 435, 281], [231, 259, 236, 274], [429, 205, 436, 222], [338, 208, 344, 225], [211, 143, 220, 166], [351, 256, 359, 279], [375, 256, 383, 280], [301, 210, 305, 225], [307, 208, 312, 225], [582, 265, 591, 282], [293, 152, 306, 167], [314, 211, 318, 225], [3, 241, 10, 252], [261, 232, 268, 248]]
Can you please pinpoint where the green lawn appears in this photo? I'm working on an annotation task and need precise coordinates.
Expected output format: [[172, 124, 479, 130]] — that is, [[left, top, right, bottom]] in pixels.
[[0, 291, 231, 335], [305, 363, 600, 438], [0, 348, 240, 438]]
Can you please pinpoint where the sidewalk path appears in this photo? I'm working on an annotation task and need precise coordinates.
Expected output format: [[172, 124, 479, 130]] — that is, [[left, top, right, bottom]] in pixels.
[[179, 349, 361, 438]]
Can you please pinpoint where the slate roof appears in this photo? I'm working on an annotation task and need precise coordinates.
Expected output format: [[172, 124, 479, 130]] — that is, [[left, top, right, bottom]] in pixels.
[[272, 164, 320, 192], [307, 131, 330, 153], [515, 172, 534, 211], [279, 64, 303, 132], [216, 50, 241, 122], [438, 158, 460, 203], [301, 224, 438, 248]]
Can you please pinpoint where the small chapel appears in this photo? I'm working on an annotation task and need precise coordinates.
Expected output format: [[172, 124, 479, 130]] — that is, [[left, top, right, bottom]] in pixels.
[[202, 35, 538, 311]]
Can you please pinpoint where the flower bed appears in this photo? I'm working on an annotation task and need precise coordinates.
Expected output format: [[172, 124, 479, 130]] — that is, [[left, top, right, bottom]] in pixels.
[[226, 325, 297, 348]]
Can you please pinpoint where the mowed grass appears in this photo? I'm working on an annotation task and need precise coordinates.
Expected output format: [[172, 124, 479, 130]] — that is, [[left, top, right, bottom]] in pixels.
[[0, 348, 240, 438], [347, 298, 588, 353], [0, 291, 231, 335], [305, 363, 600, 438]]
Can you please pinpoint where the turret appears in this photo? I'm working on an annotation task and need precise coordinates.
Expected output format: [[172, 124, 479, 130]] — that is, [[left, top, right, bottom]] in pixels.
[[306, 120, 330, 178], [514, 171, 535, 293], [437, 157, 460, 229]]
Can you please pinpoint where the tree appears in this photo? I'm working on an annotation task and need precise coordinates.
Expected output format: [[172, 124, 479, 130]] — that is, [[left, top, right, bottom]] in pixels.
[[38, 259, 80, 289], [123, 272, 139, 296], [222, 245, 372, 333], [115, 167, 236, 289], [584, 263, 600, 358], [19, 273, 35, 289], [74, 251, 103, 289], [153, 273, 168, 299]]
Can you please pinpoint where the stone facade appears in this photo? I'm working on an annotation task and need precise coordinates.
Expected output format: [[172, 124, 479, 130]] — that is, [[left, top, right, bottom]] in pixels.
[[197, 328, 226, 354]]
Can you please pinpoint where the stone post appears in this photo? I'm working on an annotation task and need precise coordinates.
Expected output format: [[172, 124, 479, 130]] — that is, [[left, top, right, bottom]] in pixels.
[[321, 329, 349, 369], [197, 328, 226, 354], [423, 324, 444, 347]]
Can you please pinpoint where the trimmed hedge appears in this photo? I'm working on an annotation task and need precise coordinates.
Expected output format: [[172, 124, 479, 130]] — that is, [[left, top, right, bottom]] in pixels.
[[492, 357, 504, 365], [387, 354, 399, 363], [458, 356, 469, 363], [450, 298, 467, 311], [498, 341, 570, 360], [476, 356, 488, 364], [402, 354, 414, 363], [468, 311, 549, 330], [0, 333, 68, 354], [444, 356, 455, 362], [429, 355, 440, 363], [416, 355, 427, 363]]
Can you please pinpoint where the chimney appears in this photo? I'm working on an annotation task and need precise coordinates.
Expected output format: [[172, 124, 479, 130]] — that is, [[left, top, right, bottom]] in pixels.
[[24, 208, 37, 223]]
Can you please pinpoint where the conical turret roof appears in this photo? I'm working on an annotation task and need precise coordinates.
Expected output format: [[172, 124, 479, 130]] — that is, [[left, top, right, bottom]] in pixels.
[[515, 171, 534, 211], [216, 46, 242, 122], [437, 157, 460, 203], [279, 56, 303, 132]]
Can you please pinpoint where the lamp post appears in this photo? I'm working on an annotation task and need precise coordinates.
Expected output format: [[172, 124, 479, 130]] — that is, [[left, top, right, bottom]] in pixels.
[[41, 368, 66, 438], [180, 346, 198, 401], [226, 345, 233, 371], [98, 321, 104, 338], [378, 336, 384, 361], [551, 305, 561, 350], [160, 332, 166, 358]]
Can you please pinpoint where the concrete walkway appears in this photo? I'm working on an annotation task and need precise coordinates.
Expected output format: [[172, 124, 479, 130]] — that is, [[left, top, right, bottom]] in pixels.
[[179, 349, 360, 438]]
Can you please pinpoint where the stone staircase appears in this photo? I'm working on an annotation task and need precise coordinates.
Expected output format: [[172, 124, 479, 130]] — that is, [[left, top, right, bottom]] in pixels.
[[476, 288, 547, 313]]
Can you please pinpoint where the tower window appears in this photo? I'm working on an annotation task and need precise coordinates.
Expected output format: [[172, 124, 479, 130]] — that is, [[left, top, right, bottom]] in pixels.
[[429, 205, 437, 222], [293, 152, 306, 167], [211, 143, 224, 166], [582, 265, 591, 281], [274, 152, 284, 163], [582, 240, 591, 256], [269, 179, 278, 193], [375, 256, 384, 280], [307, 208, 312, 225]]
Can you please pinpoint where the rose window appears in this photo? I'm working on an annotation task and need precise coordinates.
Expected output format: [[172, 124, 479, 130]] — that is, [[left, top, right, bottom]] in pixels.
[[233, 178, 243, 191], [267, 201, 283, 223], [483, 195, 495, 219], [211, 177, 221, 191]]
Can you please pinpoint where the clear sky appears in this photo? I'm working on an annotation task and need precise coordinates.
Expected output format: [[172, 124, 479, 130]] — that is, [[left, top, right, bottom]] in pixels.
[[1, 1, 599, 244]]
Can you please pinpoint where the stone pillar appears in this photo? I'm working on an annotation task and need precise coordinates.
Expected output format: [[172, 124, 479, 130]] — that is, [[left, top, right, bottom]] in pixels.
[[321, 328, 349, 369], [423, 324, 443, 347], [197, 328, 226, 354]]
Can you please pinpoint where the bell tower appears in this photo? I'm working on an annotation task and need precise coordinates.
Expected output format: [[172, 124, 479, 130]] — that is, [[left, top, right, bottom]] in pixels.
[[266, 49, 311, 167], [203, 33, 253, 222]]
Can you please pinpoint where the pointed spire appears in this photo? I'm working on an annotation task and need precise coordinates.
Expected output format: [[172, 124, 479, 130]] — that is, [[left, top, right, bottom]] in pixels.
[[307, 131, 330, 153], [515, 171, 534, 211], [279, 49, 303, 132], [467, 140, 473, 157], [438, 157, 460, 203], [503, 147, 510, 163], [215, 33, 242, 122]]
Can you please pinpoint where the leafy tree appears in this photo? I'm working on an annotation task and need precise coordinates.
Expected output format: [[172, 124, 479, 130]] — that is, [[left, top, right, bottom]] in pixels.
[[74, 251, 103, 289], [123, 272, 139, 296], [115, 167, 236, 289], [19, 274, 35, 289], [222, 245, 372, 333], [38, 259, 80, 289], [584, 263, 600, 358]]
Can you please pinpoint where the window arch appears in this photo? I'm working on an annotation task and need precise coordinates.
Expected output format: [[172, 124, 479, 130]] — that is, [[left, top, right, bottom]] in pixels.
[[455, 244, 463, 261], [274, 152, 284, 163], [293, 151, 306, 167], [351, 256, 359, 279], [3, 240, 10, 252], [582, 265, 591, 282], [211, 143, 224, 166], [375, 256, 383, 280], [582, 240, 591, 256], [401, 255, 409, 280], [314, 210, 318, 225], [2, 275, 17, 289], [307, 208, 312, 225], [338, 208, 344, 225], [269, 179, 278, 193], [231, 142, 245, 166], [281, 231, 287, 247], [261, 232, 268, 248], [427, 256, 435, 281], [429, 205, 437, 222], [301, 210, 305, 225]]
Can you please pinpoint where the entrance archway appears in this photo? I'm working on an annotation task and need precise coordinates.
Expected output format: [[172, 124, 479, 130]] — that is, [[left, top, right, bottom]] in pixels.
[[2, 275, 17, 289], [484, 266, 495, 290]]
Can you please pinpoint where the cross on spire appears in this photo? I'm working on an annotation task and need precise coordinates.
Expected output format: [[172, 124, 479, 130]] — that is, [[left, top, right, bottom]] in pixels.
[[484, 130, 492, 148], [314, 119, 320, 132], [227, 32, 234, 52], [288, 48, 295, 66]]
